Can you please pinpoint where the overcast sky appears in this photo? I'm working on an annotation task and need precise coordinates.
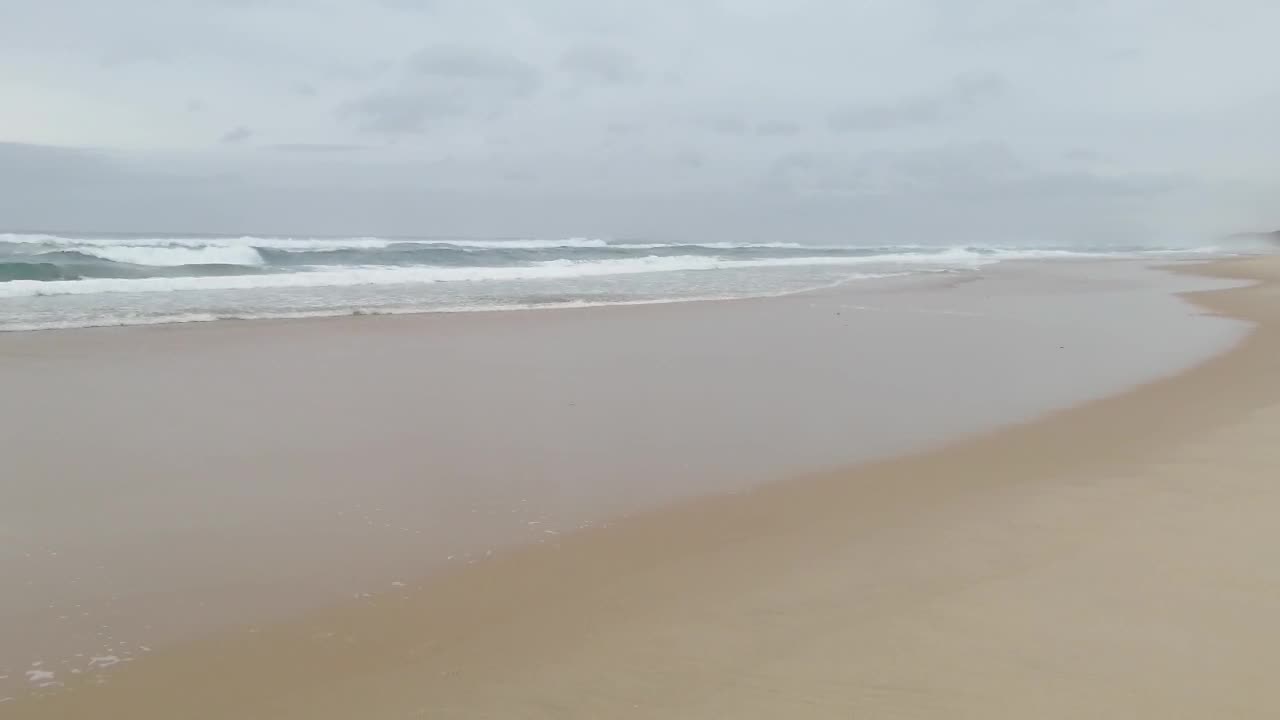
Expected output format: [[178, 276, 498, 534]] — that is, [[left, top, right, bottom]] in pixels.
[[1, 0, 1277, 244]]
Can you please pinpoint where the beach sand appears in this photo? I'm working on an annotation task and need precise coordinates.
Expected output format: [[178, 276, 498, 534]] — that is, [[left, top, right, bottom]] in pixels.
[[3, 257, 1279, 717]]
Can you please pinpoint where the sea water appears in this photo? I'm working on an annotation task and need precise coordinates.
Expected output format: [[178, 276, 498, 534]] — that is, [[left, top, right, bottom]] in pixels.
[[0, 231, 1219, 331]]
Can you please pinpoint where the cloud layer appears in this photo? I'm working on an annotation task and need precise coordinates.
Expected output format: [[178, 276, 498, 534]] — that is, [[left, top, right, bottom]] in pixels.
[[1, 0, 1277, 242]]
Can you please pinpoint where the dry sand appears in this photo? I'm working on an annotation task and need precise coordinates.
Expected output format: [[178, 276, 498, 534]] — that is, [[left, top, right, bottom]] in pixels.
[[5, 257, 1280, 718]]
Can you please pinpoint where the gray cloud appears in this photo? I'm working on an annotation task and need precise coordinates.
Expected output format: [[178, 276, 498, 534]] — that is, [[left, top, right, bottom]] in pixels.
[[1064, 148, 1104, 164], [219, 126, 254, 144], [342, 45, 540, 134], [270, 143, 366, 153], [212, 0, 286, 7], [704, 115, 748, 136], [0, 143, 259, 234], [828, 71, 1007, 132], [766, 144, 1025, 195], [503, 168, 536, 184], [827, 100, 940, 133], [340, 91, 464, 135], [559, 46, 642, 86], [408, 45, 540, 96], [755, 121, 801, 137], [0, 140, 1252, 247], [379, 0, 441, 10], [675, 149, 705, 170], [606, 120, 643, 135], [0, 142, 119, 182], [754, 142, 1193, 244]]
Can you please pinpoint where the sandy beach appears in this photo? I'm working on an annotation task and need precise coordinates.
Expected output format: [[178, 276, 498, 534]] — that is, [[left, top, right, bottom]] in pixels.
[[3, 256, 1279, 718]]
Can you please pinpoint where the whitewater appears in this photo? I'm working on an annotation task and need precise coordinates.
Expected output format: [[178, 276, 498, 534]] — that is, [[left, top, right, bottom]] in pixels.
[[0, 232, 1218, 331]]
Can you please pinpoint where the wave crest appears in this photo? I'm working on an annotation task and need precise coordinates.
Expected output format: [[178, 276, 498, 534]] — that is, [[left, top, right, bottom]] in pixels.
[[0, 255, 903, 298], [65, 245, 265, 267]]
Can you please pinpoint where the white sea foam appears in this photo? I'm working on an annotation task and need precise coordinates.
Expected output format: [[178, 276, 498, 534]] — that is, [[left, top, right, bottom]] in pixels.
[[24, 669, 56, 686], [69, 245, 266, 267], [0, 313, 225, 332], [0, 254, 961, 298], [0, 247, 1200, 300], [1, 231, 1230, 333], [436, 238, 810, 250], [0, 272, 904, 331], [424, 237, 611, 249]]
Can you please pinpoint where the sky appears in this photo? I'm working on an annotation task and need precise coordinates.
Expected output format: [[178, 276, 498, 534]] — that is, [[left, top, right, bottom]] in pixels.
[[1, 0, 1277, 244]]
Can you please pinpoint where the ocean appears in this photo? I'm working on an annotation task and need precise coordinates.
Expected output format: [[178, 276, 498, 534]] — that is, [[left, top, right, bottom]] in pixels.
[[0, 231, 1217, 331]]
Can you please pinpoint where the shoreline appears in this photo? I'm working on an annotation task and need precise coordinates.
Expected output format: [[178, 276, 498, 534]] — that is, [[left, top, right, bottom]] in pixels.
[[5, 257, 1277, 717]]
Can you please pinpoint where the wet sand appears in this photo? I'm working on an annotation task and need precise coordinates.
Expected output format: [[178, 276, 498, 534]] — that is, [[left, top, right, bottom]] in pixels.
[[3, 257, 1277, 717]]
